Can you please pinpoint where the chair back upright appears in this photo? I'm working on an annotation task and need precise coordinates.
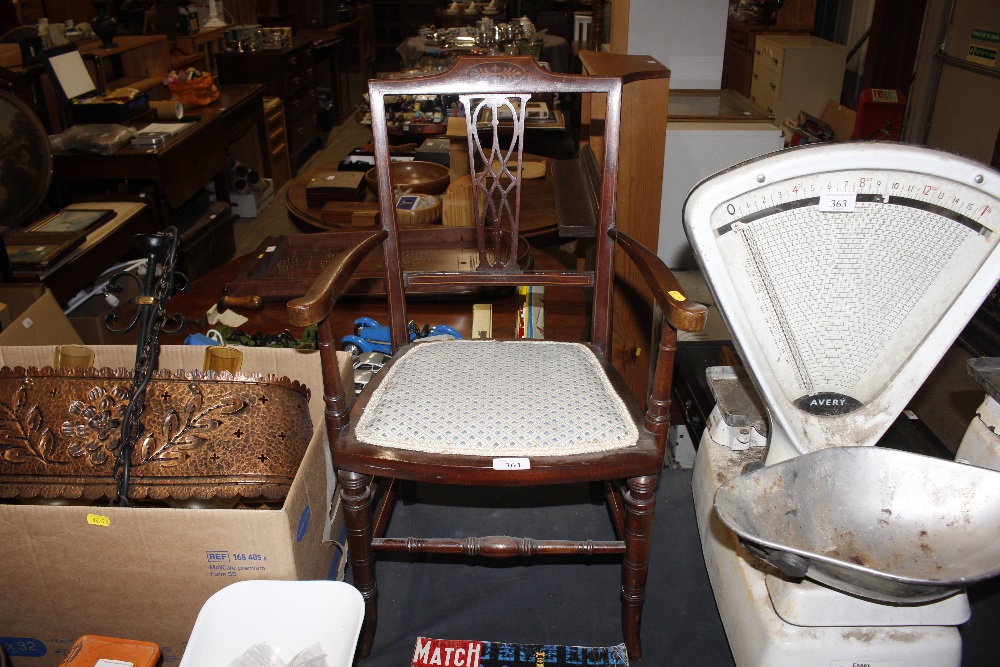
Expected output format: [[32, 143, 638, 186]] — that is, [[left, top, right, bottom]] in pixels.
[[367, 56, 623, 355]]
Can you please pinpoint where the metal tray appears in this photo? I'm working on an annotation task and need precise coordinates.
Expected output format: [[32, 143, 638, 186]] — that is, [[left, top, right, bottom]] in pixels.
[[714, 446, 1000, 603]]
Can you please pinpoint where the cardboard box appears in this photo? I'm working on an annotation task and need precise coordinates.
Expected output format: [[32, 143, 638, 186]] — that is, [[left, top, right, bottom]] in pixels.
[[0, 288, 83, 346], [65, 290, 141, 346], [229, 179, 275, 218], [821, 99, 858, 142], [0, 344, 354, 667], [176, 200, 236, 280], [416, 137, 451, 167], [0, 284, 47, 321]]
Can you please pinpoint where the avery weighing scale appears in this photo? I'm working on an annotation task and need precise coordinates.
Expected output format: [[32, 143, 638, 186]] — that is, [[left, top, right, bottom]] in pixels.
[[682, 142, 1000, 666]]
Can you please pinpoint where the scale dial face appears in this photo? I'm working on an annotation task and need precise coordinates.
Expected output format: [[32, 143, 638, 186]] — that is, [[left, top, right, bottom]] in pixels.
[[710, 166, 1000, 412]]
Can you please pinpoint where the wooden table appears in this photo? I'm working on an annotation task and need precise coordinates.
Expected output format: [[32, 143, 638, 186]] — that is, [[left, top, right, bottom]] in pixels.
[[285, 155, 580, 239], [162, 246, 587, 345], [51, 84, 267, 226]]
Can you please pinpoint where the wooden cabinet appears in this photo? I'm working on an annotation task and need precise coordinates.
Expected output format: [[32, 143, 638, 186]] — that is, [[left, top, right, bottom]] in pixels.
[[263, 96, 293, 190], [722, 20, 812, 96], [749, 34, 846, 135], [78, 35, 171, 94], [300, 19, 365, 127], [579, 51, 670, 404], [721, 0, 816, 96], [216, 38, 320, 172]]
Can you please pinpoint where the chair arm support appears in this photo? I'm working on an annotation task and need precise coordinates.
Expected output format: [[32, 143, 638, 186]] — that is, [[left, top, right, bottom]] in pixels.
[[610, 230, 708, 333], [81, 54, 107, 92], [287, 230, 387, 326]]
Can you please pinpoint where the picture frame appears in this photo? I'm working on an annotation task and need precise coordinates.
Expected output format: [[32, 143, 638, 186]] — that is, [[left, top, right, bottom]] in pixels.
[[24, 208, 115, 235], [2, 232, 88, 272]]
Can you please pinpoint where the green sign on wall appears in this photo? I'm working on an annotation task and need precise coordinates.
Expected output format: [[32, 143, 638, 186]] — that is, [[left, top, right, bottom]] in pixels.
[[968, 44, 998, 67], [971, 28, 1000, 44]]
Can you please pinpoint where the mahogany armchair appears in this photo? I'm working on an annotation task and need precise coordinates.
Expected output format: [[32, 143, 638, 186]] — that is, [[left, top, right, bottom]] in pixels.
[[288, 56, 706, 660]]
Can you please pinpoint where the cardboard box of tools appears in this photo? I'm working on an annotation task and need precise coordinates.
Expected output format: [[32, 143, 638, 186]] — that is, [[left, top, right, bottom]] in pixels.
[[0, 343, 354, 667]]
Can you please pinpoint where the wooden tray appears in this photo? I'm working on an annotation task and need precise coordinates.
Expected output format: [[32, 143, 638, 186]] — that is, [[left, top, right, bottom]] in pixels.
[[224, 226, 533, 302]]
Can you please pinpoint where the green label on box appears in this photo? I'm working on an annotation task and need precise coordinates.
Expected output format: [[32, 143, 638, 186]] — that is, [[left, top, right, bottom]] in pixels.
[[968, 44, 998, 67], [971, 28, 1000, 44]]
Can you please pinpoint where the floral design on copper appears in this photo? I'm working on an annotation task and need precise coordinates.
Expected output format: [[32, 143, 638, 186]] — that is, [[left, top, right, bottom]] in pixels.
[[0, 382, 61, 464], [63, 385, 130, 465], [137, 389, 250, 467]]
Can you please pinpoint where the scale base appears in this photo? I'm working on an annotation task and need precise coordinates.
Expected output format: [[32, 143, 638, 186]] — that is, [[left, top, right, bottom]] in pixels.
[[693, 429, 965, 667]]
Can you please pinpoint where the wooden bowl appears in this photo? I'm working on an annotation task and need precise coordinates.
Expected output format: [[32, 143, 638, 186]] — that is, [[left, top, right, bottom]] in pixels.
[[364, 161, 450, 196]]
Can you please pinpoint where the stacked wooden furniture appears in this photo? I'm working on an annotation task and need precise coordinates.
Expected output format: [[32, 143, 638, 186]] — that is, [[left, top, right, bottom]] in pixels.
[[721, 0, 816, 97], [263, 96, 293, 190], [749, 34, 847, 137], [216, 37, 319, 173]]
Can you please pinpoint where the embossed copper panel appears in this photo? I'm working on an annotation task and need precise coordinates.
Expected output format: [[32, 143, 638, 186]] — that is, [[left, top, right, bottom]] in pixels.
[[0, 367, 312, 503]]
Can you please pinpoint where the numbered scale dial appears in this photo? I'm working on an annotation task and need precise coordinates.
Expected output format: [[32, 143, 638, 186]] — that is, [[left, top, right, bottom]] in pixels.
[[686, 143, 1000, 454]]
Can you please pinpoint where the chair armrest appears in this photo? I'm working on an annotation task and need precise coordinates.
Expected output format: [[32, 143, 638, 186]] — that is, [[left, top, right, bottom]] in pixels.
[[610, 230, 708, 333], [287, 230, 387, 326]]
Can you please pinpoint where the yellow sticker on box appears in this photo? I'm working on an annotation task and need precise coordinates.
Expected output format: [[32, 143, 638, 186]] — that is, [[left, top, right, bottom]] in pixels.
[[87, 514, 111, 527]]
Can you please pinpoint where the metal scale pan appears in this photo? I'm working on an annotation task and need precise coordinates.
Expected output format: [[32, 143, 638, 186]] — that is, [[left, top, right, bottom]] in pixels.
[[715, 446, 1000, 603]]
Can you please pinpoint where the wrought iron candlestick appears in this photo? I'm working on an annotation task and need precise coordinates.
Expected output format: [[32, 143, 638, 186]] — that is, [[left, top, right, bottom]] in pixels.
[[105, 228, 188, 506]]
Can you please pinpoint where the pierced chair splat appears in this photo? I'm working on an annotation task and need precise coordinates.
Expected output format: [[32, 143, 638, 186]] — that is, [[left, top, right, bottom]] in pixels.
[[287, 55, 707, 661]]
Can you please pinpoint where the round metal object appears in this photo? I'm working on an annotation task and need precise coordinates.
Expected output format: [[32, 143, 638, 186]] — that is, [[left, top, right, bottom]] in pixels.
[[714, 446, 1000, 603], [0, 90, 52, 227]]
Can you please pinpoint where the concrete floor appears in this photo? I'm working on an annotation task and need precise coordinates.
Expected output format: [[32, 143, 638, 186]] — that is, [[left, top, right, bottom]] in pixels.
[[231, 117, 373, 257]]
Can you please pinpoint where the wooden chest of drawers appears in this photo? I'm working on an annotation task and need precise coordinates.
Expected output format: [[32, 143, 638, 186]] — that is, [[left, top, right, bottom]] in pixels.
[[263, 96, 293, 190], [749, 34, 847, 136], [216, 39, 321, 173]]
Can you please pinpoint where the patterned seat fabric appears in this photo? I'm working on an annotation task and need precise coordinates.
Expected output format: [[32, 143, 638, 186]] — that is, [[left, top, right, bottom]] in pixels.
[[355, 340, 639, 456]]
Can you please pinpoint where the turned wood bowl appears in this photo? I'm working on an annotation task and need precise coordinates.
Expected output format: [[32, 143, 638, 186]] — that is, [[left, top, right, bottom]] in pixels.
[[364, 161, 451, 196]]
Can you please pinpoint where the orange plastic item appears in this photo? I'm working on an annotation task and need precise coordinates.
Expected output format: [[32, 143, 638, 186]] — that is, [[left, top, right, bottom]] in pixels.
[[58, 635, 161, 667], [167, 73, 221, 107]]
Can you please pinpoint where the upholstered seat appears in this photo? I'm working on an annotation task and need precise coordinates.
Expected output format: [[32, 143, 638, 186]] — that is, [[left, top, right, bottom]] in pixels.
[[356, 340, 639, 456]]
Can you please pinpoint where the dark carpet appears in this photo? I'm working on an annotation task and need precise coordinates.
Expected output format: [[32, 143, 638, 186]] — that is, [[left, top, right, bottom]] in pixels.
[[346, 467, 1000, 666]]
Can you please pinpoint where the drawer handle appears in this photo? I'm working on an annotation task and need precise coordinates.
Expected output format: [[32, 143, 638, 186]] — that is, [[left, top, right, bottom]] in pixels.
[[772, 57, 779, 66], [753, 72, 758, 79], [769, 82, 776, 90]]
